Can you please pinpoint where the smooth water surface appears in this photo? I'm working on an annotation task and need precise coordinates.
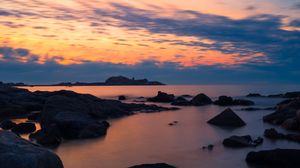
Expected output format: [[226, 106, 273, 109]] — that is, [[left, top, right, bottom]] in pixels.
[[24, 85, 300, 168]]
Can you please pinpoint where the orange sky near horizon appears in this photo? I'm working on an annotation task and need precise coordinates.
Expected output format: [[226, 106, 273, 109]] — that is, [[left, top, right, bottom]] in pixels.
[[0, 0, 299, 67]]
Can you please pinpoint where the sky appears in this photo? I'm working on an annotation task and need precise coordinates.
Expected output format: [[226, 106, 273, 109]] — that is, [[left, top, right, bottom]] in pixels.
[[0, 0, 300, 84]]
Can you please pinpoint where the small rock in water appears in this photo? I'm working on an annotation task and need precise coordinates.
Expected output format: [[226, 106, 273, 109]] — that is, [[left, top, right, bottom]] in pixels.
[[168, 123, 174, 126], [207, 144, 214, 150]]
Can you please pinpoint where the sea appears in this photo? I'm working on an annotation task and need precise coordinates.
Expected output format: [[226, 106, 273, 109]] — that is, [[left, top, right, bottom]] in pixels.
[[23, 84, 300, 168]]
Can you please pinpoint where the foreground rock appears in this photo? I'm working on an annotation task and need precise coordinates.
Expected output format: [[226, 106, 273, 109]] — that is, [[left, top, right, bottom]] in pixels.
[[128, 163, 176, 168], [0, 119, 17, 130], [223, 135, 263, 148], [264, 128, 300, 143], [0, 131, 64, 168], [148, 91, 175, 103], [11, 122, 36, 134], [214, 96, 254, 106], [207, 108, 246, 127], [246, 149, 300, 168], [263, 98, 300, 131], [0, 86, 45, 118], [190, 93, 212, 106], [37, 90, 177, 147]]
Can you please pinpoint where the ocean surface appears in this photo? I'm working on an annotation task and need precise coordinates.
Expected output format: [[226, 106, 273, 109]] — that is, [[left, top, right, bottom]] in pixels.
[[24, 85, 300, 168]]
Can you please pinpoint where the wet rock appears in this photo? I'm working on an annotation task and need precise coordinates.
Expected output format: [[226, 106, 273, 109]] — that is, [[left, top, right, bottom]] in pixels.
[[263, 98, 300, 127], [264, 128, 300, 143], [246, 93, 263, 97], [171, 97, 191, 106], [246, 149, 300, 168], [118, 95, 126, 100], [148, 91, 175, 103], [29, 125, 62, 148], [0, 130, 64, 168], [190, 93, 212, 106], [12, 122, 36, 134], [0, 119, 17, 130], [223, 135, 263, 147], [128, 163, 176, 168], [207, 108, 246, 127]]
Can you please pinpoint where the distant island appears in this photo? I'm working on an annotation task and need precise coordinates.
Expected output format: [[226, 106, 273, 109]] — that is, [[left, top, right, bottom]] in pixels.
[[0, 76, 165, 86]]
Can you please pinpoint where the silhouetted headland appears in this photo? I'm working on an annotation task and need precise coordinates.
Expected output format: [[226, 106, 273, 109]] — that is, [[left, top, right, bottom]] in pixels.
[[0, 76, 165, 87]]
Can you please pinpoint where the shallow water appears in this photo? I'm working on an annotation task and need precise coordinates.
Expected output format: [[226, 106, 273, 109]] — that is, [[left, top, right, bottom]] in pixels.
[[24, 85, 300, 168]]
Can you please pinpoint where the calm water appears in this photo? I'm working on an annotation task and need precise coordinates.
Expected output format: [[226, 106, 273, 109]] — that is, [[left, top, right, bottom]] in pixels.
[[24, 85, 300, 168]]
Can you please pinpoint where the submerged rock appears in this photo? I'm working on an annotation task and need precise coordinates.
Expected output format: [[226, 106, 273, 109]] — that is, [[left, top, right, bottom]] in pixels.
[[128, 163, 176, 168], [246, 149, 300, 168], [223, 135, 263, 147], [264, 128, 300, 143], [0, 131, 64, 168], [191, 93, 212, 106], [207, 108, 246, 127], [148, 91, 175, 103], [12, 122, 36, 134]]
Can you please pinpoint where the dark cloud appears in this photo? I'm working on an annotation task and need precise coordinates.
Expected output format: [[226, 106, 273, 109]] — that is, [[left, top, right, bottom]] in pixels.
[[292, 2, 300, 10], [0, 9, 13, 16], [245, 5, 257, 10], [0, 47, 38, 62]]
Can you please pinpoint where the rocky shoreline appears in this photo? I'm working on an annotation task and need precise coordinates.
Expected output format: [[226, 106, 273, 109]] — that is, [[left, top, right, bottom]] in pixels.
[[1, 86, 300, 168]]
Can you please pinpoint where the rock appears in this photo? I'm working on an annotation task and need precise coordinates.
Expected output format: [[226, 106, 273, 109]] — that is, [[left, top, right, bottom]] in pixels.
[[128, 163, 176, 168], [148, 91, 175, 103], [214, 96, 254, 106], [263, 98, 300, 126], [0, 130, 64, 168], [28, 112, 41, 121], [246, 93, 263, 97], [0, 86, 45, 118], [29, 125, 62, 148], [207, 144, 214, 150], [214, 96, 234, 106], [264, 128, 285, 139], [283, 91, 300, 98], [223, 135, 263, 147], [241, 107, 275, 111], [12, 122, 36, 134], [282, 118, 299, 130], [0, 119, 17, 130], [171, 97, 192, 106], [264, 128, 300, 143], [246, 149, 300, 168], [118, 95, 126, 100], [207, 108, 246, 127], [190, 93, 212, 106]]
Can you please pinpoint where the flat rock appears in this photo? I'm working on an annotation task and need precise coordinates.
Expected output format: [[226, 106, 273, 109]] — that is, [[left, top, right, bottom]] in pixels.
[[207, 108, 246, 127], [223, 135, 263, 147], [148, 91, 175, 103], [0, 130, 63, 168]]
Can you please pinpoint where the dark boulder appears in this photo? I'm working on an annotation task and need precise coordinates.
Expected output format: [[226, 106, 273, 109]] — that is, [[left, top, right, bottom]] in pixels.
[[29, 125, 62, 148], [128, 163, 176, 168], [171, 97, 192, 106], [284, 92, 300, 98], [264, 128, 300, 143], [223, 135, 263, 147], [12, 122, 36, 134], [0, 131, 64, 168], [190, 93, 212, 106], [207, 108, 246, 127], [263, 98, 300, 127], [0, 119, 17, 130], [246, 149, 300, 168], [148, 91, 175, 103], [118, 95, 126, 100]]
